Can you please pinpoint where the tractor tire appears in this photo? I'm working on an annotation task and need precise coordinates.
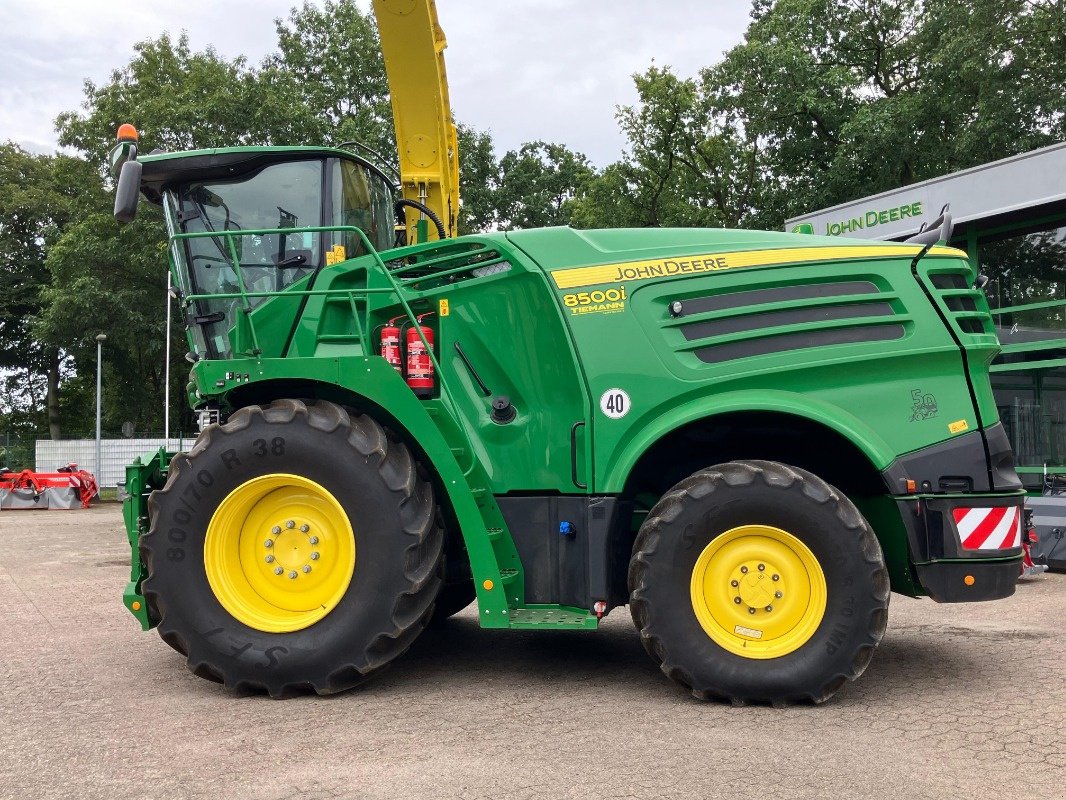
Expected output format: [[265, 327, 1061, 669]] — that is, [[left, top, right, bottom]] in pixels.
[[140, 399, 443, 697], [430, 581, 477, 624], [628, 460, 889, 704]]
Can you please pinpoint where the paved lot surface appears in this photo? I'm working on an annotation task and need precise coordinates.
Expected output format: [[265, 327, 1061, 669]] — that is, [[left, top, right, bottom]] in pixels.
[[1, 504, 1064, 800]]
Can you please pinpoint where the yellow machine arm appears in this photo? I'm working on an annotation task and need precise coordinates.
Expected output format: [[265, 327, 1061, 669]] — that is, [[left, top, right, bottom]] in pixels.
[[372, 0, 460, 242]]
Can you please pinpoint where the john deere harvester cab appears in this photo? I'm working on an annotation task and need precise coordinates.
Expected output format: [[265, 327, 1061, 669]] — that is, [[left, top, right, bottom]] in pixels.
[[133, 147, 396, 361], [115, 0, 1025, 705]]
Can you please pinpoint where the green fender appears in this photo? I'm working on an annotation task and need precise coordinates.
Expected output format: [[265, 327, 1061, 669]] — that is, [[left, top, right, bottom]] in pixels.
[[192, 356, 516, 623], [601, 388, 896, 492]]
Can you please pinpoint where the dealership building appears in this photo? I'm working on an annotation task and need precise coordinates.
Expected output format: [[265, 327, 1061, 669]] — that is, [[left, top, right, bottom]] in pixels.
[[786, 143, 1066, 489]]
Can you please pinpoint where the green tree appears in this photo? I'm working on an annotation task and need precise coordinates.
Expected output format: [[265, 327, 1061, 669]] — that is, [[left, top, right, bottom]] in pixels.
[[36, 203, 171, 435], [495, 142, 596, 230], [456, 123, 499, 234], [0, 144, 101, 438], [55, 33, 301, 164], [571, 66, 764, 229], [578, 1, 1065, 231], [269, 0, 395, 158], [712, 0, 1066, 223]]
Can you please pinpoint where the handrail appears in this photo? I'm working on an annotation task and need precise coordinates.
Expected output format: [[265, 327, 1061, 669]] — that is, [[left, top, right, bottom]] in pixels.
[[175, 224, 452, 403], [989, 298, 1066, 317], [175, 224, 425, 361]]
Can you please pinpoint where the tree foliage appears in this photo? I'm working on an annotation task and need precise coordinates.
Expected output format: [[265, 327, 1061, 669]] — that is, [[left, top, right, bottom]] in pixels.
[[455, 123, 498, 235], [576, 0, 1066, 229], [270, 0, 395, 158], [0, 145, 105, 436], [712, 0, 1066, 221], [494, 142, 596, 230], [57, 34, 281, 165], [571, 66, 764, 229]]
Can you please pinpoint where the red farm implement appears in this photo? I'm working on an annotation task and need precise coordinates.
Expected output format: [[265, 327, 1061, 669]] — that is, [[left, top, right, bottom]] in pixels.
[[0, 465, 99, 510]]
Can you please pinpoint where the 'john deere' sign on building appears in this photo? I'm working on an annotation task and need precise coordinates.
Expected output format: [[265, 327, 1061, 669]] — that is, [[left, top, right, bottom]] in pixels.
[[785, 143, 1066, 242], [801, 201, 924, 236]]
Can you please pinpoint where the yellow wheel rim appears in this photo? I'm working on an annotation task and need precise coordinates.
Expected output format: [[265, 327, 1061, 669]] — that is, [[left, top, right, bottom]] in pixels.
[[204, 474, 356, 633], [690, 524, 827, 659]]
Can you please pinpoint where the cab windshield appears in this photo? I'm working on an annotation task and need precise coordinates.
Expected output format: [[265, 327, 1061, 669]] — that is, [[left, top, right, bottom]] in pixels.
[[164, 156, 394, 360]]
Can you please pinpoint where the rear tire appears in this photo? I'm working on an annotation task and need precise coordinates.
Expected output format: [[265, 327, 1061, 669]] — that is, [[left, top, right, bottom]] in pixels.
[[628, 460, 889, 704], [141, 399, 443, 697]]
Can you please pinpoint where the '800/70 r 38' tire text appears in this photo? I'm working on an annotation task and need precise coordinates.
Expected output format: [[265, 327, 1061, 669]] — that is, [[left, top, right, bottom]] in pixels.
[[140, 399, 443, 698]]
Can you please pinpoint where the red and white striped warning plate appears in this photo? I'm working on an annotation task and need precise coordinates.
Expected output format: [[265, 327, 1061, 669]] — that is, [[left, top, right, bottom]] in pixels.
[[952, 506, 1021, 551]]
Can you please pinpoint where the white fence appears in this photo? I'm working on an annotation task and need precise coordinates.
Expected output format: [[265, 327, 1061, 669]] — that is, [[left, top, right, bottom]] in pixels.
[[35, 437, 192, 489]]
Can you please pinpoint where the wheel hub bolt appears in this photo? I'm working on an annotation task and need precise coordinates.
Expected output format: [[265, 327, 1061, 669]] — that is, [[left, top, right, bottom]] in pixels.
[[740, 566, 748, 574], [734, 597, 742, 604], [264, 539, 274, 548], [765, 605, 773, 612], [274, 566, 284, 575], [309, 536, 319, 545], [748, 607, 756, 614], [271, 526, 281, 535], [265, 555, 275, 564], [310, 552, 320, 561], [772, 574, 780, 581], [300, 524, 309, 533], [730, 579, 739, 587], [775, 590, 783, 599], [289, 571, 298, 579], [757, 563, 765, 571], [286, 520, 295, 529], [302, 565, 311, 573]]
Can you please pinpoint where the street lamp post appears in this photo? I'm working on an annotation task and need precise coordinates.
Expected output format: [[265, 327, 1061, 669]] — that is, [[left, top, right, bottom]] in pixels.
[[95, 333, 107, 482]]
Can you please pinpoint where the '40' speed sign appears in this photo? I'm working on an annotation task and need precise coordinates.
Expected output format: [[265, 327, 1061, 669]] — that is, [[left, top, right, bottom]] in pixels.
[[599, 388, 630, 419]]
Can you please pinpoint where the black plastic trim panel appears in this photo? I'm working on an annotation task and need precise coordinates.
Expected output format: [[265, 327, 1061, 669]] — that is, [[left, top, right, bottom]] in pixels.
[[882, 422, 1022, 494], [894, 495, 1022, 602]]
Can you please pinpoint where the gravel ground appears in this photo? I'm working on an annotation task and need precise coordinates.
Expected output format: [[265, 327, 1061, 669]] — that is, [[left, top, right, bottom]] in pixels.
[[1, 504, 1064, 800]]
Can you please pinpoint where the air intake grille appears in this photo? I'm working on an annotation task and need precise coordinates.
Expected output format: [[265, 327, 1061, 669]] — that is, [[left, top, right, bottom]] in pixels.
[[664, 280, 908, 366], [385, 241, 511, 291], [922, 266, 994, 337]]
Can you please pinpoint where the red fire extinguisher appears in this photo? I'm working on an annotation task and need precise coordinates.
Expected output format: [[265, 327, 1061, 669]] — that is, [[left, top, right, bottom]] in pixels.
[[406, 313, 435, 397], [380, 316, 404, 374]]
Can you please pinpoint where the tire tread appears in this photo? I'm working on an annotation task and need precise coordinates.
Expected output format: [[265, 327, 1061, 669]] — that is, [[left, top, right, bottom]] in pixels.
[[141, 399, 443, 698], [629, 459, 889, 705]]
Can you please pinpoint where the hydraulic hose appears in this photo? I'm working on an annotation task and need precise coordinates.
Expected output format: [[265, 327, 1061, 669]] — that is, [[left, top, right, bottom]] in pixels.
[[395, 198, 447, 241]]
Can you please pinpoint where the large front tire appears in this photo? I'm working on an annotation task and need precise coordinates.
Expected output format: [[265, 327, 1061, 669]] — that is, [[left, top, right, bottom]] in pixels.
[[629, 460, 889, 704], [429, 581, 477, 624], [141, 399, 443, 697]]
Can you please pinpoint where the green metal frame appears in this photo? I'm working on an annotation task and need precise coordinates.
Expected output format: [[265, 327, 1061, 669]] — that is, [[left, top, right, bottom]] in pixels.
[[126, 223, 601, 630], [122, 447, 170, 630], [959, 212, 1066, 478]]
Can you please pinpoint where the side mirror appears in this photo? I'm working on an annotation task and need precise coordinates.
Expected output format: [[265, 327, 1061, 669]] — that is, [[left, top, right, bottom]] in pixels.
[[114, 159, 143, 223]]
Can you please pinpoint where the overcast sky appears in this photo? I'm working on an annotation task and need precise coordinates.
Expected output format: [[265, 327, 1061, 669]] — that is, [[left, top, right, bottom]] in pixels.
[[3, 0, 753, 167]]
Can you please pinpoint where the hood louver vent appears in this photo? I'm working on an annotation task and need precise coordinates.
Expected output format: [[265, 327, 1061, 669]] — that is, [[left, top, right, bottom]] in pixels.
[[386, 241, 511, 291], [663, 279, 908, 366]]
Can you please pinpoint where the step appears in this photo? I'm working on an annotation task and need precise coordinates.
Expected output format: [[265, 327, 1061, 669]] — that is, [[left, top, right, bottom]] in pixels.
[[508, 605, 599, 630]]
